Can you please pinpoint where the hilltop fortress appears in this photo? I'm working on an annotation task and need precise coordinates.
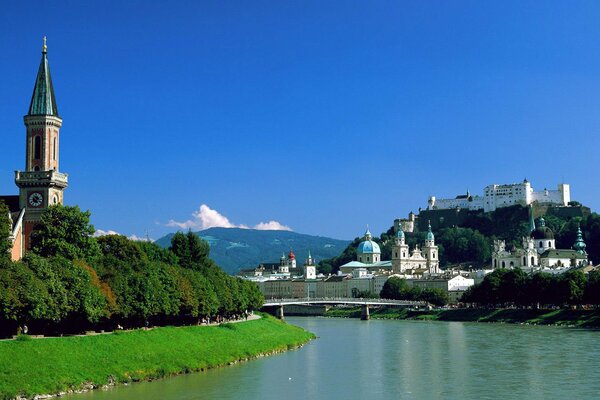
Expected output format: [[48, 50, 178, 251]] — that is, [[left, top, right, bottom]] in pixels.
[[428, 179, 570, 213]]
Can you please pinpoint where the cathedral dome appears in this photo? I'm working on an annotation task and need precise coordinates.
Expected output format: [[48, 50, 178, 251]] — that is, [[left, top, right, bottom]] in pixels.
[[531, 217, 554, 240], [357, 227, 380, 254], [357, 239, 381, 255]]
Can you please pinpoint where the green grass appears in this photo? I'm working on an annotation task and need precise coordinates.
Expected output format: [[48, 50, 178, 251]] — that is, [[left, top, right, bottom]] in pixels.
[[325, 306, 600, 327], [0, 315, 315, 400]]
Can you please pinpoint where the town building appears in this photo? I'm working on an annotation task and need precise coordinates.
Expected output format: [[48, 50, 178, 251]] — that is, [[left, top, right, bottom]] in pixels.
[[428, 179, 570, 213], [1, 39, 68, 261], [407, 274, 475, 304]]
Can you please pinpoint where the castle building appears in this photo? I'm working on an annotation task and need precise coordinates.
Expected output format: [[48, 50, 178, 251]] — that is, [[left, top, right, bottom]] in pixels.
[[428, 179, 570, 213], [391, 222, 440, 275], [2, 39, 68, 260]]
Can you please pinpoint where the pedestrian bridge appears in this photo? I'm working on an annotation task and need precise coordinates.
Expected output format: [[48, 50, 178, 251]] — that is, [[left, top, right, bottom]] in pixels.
[[262, 298, 425, 320]]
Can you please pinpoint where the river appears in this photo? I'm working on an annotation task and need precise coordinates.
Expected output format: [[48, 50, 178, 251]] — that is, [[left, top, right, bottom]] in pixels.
[[73, 317, 600, 400]]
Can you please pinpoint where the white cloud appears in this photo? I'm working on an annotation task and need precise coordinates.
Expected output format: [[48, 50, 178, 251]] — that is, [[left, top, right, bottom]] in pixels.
[[166, 204, 292, 231], [128, 234, 153, 242], [254, 221, 292, 231], [94, 229, 120, 237]]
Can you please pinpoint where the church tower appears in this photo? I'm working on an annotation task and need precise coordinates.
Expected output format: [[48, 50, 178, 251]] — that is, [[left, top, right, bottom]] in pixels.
[[422, 221, 440, 274], [15, 38, 68, 248], [303, 251, 316, 280], [391, 228, 410, 273]]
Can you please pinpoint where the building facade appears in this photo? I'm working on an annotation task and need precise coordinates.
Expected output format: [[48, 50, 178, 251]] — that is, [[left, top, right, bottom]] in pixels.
[[428, 179, 570, 213], [391, 222, 440, 275], [2, 39, 68, 261]]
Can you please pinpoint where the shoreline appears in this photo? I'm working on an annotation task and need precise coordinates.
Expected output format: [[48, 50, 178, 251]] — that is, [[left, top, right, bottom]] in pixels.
[[1, 314, 315, 400], [324, 306, 600, 327]]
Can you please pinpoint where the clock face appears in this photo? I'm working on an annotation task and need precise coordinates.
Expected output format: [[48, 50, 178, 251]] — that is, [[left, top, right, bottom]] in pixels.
[[28, 192, 43, 207]]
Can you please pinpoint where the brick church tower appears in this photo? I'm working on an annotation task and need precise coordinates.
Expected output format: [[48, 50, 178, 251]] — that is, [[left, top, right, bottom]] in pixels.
[[13, 38, 69, 251]]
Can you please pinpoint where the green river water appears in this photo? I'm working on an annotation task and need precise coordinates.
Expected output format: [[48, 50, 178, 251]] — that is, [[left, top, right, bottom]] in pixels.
[[72, 317, 600, 400]]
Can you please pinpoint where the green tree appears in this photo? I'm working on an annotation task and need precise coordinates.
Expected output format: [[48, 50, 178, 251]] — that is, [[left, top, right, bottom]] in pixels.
[[170, 230, 211, 271], [0, 201, 11, 259], [31, 205, 100, 261], [380, 277, 412, 300], [419, 288, 449, 306]]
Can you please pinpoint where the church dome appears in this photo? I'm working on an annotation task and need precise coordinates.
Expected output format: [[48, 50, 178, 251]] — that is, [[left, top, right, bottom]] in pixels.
[[531, 217, 554, 240], [357, 227, 380, 254], [357, 239, 381, 255], [396, 229, 405, 239]]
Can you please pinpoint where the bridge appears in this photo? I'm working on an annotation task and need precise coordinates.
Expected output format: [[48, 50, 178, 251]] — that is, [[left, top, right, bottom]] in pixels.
[[262, 298, 426, 320]]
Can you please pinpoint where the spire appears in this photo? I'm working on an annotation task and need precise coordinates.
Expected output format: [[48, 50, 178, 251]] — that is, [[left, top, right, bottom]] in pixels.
[[539, 217, 546, 228], [573, 225, 587, 255], [365, 225, 372, 240], [426, 220, 435, 242], [28, 36, 59, 116]]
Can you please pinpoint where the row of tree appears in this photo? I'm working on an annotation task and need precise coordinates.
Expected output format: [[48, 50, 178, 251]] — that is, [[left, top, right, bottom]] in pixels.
[[380, 276, 449, 306], [461, 268, 600, 307], [0, 204, 264, 337]]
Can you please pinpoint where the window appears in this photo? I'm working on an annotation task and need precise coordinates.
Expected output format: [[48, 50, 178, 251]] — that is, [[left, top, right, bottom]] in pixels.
[[548, 241, 552, 248], [53, 137, 57, 160], [539, 241, 543, 248], [34, 136, 41, 160], [502, 261, 506, 268], [523, 257, 526, 265], [531, 256, 535, 265]]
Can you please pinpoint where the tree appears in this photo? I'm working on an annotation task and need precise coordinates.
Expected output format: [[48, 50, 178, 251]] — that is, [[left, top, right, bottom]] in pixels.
[[419, 288, 449, 306], [380, 277, 412, 300], [0, 201, 11, 260], [31, 205, 100, 261], [170, 230, 211, 271]]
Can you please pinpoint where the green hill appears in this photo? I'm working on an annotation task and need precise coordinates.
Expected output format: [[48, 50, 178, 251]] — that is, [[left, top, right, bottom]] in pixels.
[[155, 228, 350, 274]]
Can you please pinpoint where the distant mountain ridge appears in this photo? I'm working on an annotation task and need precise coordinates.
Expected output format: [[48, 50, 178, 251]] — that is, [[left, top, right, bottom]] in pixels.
[[154, 227, 350, 275]]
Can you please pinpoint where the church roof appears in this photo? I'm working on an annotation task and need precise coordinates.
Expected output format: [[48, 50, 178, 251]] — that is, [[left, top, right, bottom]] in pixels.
[[531, 217, 554, 240], [540, 249, 587, 259], [28, 38, 59, 117]]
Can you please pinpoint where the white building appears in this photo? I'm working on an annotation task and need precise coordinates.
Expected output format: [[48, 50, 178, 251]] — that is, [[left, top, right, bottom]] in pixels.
[[339, 228, 392, 274], [428, 179, 570, 213], [391, 222, 441, 275], [492, 217, 588, 270]]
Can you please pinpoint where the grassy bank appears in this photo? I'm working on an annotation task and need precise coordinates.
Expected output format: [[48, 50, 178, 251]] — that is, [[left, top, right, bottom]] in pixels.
[[0, 315, 314, 400], [326, 306, 600, 327]]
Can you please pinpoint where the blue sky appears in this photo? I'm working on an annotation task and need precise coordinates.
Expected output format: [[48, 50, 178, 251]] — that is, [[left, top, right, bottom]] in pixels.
[[2, 1, 600, 240]]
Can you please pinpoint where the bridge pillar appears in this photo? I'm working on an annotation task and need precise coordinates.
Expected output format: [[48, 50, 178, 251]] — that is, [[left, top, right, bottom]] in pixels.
[[361, 304, 370, 321], [275, 305, 285, 320]]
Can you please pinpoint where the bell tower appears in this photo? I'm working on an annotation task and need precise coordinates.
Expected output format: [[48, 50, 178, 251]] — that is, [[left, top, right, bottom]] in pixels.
[[15, 38, 68, 248]]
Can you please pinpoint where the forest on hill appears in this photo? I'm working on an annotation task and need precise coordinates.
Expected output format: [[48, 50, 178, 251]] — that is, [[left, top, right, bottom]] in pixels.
[[319, 205, 600, 273]]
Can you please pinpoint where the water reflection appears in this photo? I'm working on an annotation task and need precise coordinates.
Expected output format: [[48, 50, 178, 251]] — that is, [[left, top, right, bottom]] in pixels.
[[74, 318, 600, 400]]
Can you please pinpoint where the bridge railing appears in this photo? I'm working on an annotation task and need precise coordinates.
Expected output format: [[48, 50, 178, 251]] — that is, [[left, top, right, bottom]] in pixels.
[[263, 297, 426, 306]]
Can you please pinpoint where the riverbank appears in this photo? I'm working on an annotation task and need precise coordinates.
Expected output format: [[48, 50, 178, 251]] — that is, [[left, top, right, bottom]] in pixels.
[[0, 314, 315, 400], [326, 306, 600, 327]]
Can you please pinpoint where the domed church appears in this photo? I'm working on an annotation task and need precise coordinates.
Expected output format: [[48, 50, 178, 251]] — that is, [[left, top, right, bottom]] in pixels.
[[492, 214, 588, 270]]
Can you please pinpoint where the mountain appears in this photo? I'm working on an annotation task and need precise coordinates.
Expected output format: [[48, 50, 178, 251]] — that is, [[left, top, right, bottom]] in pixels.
[[154, 228, 350, 275]]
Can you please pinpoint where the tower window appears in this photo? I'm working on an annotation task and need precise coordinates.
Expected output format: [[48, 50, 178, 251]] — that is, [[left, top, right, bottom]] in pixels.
[[53, 137, 57, 160], [34, 136, 41, 160]]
